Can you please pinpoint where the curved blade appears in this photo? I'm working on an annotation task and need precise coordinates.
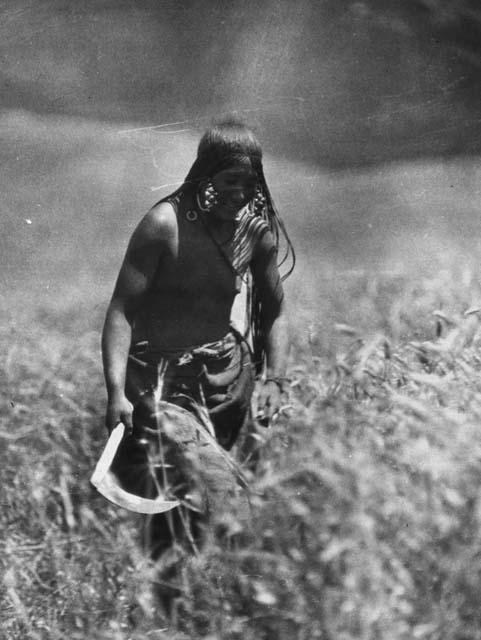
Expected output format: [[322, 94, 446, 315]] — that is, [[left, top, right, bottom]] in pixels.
[[90, 423, 180, 514]]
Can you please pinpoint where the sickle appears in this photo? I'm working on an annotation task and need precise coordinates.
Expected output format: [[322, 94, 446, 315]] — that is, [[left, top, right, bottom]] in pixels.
[[90, 423, 180, 514]]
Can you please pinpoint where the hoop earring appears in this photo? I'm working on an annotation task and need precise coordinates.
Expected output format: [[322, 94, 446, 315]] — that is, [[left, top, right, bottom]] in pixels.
[[196, 179, 218, 212]]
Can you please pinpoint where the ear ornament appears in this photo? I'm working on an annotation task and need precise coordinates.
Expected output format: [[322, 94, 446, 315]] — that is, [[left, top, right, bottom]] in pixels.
[[253, 186, 267, 215], [196, 180, 219, 213], [185, 209, 198, 222]]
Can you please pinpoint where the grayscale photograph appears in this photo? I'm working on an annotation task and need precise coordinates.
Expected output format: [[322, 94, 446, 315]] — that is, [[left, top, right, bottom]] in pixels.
[[2, 1, 481, 639]]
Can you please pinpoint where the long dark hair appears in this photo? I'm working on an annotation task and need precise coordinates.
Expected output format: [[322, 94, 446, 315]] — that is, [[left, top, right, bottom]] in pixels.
[[159, 119, 295, 373]]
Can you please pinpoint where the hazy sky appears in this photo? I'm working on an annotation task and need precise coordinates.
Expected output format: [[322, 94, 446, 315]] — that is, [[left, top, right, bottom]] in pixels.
[[2, 0, 477, 166], [3, 1, 481, 321]]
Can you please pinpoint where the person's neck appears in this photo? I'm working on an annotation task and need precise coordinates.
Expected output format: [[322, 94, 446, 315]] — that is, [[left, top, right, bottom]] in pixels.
[[206, 215, 235, 230]]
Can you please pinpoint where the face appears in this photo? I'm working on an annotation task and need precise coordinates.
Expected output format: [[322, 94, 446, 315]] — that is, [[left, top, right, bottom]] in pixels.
[[210, 166, 258, 220]]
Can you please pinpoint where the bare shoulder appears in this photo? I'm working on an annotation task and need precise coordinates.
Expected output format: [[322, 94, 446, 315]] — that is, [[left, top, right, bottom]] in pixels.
[[128, 200, 177, 251]]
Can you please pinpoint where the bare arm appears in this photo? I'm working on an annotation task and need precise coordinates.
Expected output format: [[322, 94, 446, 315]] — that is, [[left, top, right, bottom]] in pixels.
[[102, 203, 173, 432], [250, 230, 289, 420]]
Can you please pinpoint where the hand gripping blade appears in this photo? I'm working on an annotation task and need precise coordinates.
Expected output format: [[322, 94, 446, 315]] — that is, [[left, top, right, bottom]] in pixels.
[[90, 423, 180, 514]]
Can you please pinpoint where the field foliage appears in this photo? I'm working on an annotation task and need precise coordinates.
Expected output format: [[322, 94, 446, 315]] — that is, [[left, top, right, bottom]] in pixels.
[[4, 113, 481, 639], [4, 251, 481, 639]]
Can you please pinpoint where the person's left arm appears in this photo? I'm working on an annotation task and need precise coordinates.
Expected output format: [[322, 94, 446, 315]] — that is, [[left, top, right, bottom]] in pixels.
[[250, 229, 290, 422]]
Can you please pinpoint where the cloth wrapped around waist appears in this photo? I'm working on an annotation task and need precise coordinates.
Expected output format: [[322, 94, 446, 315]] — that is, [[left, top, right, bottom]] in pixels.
[[126, 329, 254, 448], [110, 329, 254, 509]]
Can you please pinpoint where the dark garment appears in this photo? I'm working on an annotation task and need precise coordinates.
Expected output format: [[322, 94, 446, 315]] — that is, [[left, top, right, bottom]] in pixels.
[[109, 329, 254, 558], [126, 328, 254, 449]]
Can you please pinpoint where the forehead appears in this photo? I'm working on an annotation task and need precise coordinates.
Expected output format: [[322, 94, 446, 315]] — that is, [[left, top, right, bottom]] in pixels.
[[213, 166, 257, 180]]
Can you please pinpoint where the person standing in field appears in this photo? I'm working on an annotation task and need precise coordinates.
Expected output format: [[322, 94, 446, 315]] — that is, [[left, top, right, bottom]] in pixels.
[[101, 119, 294, 557]]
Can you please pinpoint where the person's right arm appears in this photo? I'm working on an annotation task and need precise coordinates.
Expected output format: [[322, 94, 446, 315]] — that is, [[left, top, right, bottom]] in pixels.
[[101, 203, 173, 433]]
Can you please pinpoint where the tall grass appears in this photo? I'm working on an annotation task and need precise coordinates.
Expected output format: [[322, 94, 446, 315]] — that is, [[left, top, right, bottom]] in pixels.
[[4, 252, 481, 639]]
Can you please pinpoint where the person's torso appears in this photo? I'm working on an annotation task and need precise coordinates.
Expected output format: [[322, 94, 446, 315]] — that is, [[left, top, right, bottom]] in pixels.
[[132, 191, 267, 349]]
